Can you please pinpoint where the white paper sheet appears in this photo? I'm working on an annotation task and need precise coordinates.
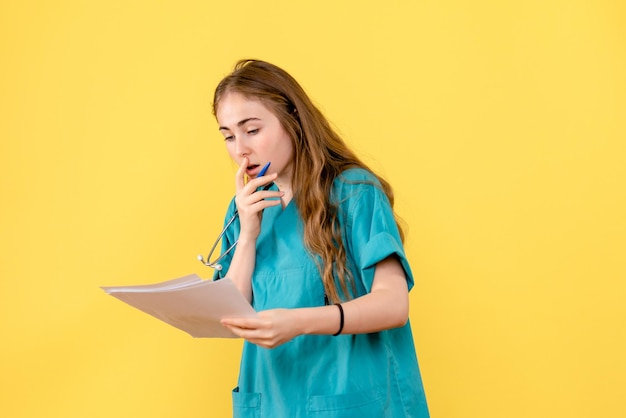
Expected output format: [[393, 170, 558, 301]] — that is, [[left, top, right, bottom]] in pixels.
[[102, 274, 256, 338]]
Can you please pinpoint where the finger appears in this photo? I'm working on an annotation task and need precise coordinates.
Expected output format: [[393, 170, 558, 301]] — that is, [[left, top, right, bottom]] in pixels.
[[244, 190, 284, 204], [235, 157, 249, 192], [223, 323, 266, 342], [222, 317, 261, 329], [243, 172, 278, 193], [222, 324, 247, 339], [223, 323, 279, 348], [249, 198, 283, 213]]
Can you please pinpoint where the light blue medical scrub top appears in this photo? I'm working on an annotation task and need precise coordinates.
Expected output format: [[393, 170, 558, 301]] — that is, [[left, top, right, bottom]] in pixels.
[[215, 168, 429, 418]]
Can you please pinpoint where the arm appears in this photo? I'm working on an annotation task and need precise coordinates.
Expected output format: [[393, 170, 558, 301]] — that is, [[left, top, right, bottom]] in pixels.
[[300, 256, 409, 334], [223, 158, 283, 301], [222, 236, 257, 302], [221, 255, 409, 348]]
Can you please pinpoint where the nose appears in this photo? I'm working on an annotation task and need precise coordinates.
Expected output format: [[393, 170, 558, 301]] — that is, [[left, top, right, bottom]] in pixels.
[[234, 137, 251, 157]]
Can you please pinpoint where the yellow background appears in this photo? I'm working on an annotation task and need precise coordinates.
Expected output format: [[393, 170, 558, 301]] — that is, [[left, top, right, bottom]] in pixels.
[[1, 1, 624, 417]]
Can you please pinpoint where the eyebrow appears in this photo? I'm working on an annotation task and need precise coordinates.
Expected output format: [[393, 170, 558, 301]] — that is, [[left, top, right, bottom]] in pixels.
[[219, 117, 261, 131]]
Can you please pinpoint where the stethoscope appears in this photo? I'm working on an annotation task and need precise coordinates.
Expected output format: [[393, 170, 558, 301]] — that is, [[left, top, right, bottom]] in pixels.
[[197, 162, 272, 271]]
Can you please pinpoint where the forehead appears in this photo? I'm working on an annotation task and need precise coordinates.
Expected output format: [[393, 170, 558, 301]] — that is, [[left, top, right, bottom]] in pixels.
[[216, 92, 274, 127]]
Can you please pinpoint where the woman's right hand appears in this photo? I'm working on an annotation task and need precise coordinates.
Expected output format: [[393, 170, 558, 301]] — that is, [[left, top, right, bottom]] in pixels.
[[234, 157, 283, 242]]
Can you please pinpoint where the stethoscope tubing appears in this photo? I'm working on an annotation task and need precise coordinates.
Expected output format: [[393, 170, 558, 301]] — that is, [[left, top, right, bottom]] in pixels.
[[198, 179, 275, 271]]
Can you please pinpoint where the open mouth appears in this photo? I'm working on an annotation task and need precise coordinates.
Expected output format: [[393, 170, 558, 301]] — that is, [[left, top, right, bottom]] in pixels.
[[246, 162, 270, 178], [246, 164, 262, 177]]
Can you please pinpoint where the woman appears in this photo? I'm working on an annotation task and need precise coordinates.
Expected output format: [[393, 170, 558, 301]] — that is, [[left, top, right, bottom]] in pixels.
[[213, 59, 429, 417]]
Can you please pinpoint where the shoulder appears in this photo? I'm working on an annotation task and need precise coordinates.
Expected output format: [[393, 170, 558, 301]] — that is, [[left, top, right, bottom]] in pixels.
[[335, 167, 380, 185], [331, 168, 388, 209], [332, 168, 382, 194]]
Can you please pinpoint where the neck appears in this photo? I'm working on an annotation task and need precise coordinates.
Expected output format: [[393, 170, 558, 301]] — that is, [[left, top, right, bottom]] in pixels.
[[275, 183, 293, 208]]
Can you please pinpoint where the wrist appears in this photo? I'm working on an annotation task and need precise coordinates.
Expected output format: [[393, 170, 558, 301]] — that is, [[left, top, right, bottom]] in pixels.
[[236, 235, 258, 247], [332, 303, 344, 336]]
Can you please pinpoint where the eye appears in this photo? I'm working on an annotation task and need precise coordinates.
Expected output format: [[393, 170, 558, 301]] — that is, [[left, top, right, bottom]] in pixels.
[[247, 128, 259, 135], [224, 135, 235, 142]]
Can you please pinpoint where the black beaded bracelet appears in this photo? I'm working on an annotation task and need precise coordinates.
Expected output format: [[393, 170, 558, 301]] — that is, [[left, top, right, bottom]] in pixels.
[[333, 303, 344, 336]]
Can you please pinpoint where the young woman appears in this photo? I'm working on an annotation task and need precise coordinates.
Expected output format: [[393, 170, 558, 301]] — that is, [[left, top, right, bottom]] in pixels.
[[212, 59, 429, 417]]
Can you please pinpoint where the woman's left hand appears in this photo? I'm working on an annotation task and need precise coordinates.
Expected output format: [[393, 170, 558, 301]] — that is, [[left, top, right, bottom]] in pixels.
[[221, 309, 301, 349]]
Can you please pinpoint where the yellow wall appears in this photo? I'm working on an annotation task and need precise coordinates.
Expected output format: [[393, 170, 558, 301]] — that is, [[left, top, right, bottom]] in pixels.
[[1, 1, 624, 417]]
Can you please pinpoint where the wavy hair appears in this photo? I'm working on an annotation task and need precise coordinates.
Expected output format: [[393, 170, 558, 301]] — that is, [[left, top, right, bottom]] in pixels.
[[213, 59, 404, 303]]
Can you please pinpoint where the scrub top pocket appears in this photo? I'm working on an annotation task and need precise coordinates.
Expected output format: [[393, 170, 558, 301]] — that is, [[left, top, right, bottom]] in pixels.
[[232, 387, 261, 418], [306, 386, 386, 417]]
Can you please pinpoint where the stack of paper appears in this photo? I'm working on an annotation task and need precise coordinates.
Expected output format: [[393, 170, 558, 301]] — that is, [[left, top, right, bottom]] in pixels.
[[101, 274, 256, 338]]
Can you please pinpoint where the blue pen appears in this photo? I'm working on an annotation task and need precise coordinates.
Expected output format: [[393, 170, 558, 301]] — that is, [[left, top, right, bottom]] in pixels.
[[257, 161, 271, 177], [257, 162, 274, 192]]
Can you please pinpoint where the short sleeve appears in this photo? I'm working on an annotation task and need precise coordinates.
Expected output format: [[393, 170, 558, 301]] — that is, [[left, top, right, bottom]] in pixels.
[[335, 170, 414, 294]]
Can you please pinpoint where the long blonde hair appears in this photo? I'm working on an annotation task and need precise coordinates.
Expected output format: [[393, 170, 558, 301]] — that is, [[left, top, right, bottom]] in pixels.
[[213, 59, 404, 303]]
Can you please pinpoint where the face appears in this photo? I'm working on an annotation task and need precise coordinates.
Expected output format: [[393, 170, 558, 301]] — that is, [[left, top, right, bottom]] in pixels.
[[216, 92, 294, 187]]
